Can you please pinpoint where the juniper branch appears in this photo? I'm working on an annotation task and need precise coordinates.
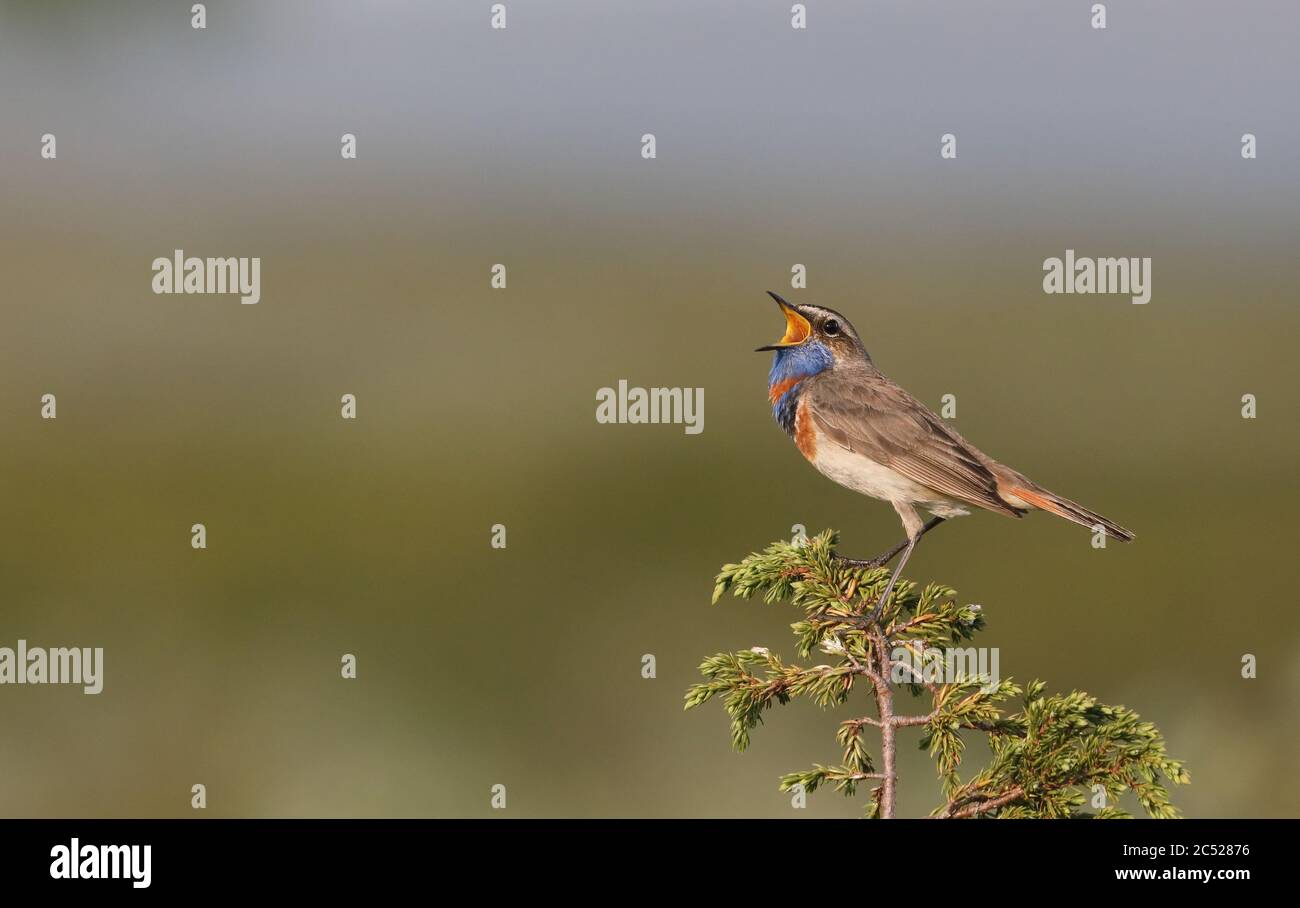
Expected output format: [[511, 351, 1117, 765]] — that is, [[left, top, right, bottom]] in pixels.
[[686, 529, 1189, 819]]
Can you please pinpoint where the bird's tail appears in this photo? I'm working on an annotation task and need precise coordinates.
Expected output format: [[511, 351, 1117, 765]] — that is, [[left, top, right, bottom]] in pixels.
[[1000, 484, 1135, 543]]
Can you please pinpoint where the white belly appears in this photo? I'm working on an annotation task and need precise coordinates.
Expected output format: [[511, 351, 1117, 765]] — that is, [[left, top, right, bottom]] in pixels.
[[810, 438, 970, 518]]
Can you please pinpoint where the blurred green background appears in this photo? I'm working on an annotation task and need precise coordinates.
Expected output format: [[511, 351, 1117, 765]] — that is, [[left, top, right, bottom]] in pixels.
[[1, 1, 1297, 817]]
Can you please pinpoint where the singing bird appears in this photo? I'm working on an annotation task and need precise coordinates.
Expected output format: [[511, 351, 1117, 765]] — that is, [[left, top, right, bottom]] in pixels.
[[758, 291, 1132, 618]]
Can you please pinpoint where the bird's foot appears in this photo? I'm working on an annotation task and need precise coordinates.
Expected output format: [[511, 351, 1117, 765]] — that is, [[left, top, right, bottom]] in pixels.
[[833, 553, 891, 570], [864, 597, 889, 626]]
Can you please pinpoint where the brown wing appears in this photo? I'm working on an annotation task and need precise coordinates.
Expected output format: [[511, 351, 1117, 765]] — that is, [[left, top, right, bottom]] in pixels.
[[804, 368, 1024, 517]]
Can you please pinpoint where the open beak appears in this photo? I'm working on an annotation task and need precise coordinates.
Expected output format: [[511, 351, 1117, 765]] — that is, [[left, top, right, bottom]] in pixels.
[[755, 291, 812, 351]]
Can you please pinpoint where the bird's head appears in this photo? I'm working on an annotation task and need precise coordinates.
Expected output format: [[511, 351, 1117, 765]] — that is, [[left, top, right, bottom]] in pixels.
[[756, 292, 869, 381]]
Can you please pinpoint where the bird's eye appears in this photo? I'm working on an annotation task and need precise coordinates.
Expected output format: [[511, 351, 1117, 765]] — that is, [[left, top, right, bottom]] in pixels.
[[823, 319, 840, 336]]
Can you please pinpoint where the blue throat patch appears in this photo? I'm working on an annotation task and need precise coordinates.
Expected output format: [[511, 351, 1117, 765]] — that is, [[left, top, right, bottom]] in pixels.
[[768, 342, 834, 435]]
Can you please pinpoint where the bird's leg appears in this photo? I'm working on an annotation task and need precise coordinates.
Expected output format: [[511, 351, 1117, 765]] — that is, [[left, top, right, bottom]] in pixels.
[[835, 517, 945, 569], [865, 534, 918, 626]]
